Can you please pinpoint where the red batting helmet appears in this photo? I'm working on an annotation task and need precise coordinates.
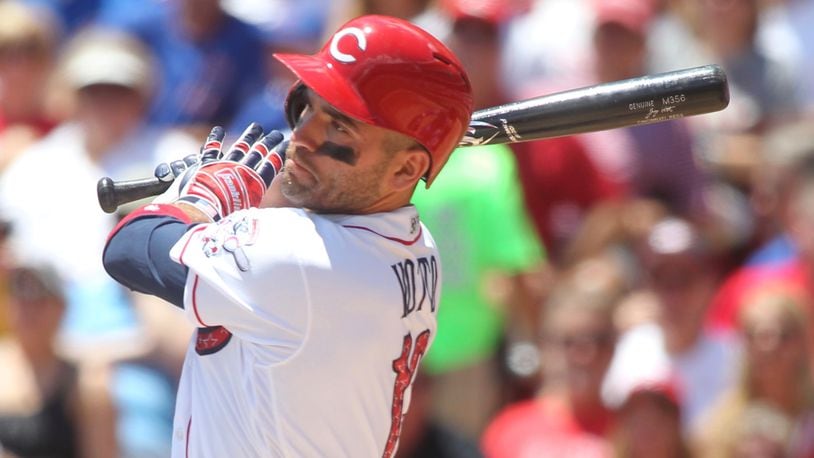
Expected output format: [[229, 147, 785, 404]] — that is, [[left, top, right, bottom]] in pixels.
[[273, 15, 474, 187]]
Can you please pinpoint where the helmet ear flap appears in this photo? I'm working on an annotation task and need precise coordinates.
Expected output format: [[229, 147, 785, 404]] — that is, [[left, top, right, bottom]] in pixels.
[[284, 83, 309, 128]]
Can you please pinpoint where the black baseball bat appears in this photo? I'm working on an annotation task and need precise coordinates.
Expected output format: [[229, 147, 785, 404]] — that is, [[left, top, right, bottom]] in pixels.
[[98, 64, 729, 213]]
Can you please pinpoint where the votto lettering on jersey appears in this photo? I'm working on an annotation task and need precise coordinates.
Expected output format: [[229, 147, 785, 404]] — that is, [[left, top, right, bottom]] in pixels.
[[391, 256, 438, 318]]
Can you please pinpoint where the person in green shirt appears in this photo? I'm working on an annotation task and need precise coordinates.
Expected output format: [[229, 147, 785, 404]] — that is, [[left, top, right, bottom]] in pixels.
[[412, 141, 546, 439]]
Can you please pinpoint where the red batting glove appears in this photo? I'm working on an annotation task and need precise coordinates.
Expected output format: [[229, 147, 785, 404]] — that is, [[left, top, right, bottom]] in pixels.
[[177, 124, 286, 221]]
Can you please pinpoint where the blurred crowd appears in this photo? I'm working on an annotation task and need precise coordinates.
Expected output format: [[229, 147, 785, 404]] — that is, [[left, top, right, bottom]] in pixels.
[[0, 0, 813, 456]]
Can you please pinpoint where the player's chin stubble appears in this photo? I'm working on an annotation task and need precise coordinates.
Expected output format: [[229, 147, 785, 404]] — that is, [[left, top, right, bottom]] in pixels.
[[279, 166, 312, 207], [280, 156, 389, 214], [279, 143, 315, 203]]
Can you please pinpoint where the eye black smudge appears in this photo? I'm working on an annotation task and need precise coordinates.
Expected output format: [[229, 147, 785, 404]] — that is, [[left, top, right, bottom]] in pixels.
[[315, 141, 357, 165]]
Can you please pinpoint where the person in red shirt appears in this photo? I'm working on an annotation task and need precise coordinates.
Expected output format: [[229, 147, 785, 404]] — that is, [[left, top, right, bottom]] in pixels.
[[512, 136, 622, 265], [481, 255, 625, 457], [512, 0, 707, 266], [707, 138, 814, 333]]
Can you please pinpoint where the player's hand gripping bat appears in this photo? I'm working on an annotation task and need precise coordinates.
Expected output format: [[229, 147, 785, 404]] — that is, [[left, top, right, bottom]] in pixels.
[[97, 64, 729, 213]]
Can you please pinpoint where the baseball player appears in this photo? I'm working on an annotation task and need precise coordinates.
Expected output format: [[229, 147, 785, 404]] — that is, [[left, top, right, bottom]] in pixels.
[[102, 14, 473, 457]]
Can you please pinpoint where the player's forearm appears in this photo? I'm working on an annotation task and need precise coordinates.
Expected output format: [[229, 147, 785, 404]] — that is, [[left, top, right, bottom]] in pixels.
[[103, 206, 194, 308]]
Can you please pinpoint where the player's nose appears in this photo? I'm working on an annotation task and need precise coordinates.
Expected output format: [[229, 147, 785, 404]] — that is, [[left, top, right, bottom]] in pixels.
[[289, 110, 322, 154]]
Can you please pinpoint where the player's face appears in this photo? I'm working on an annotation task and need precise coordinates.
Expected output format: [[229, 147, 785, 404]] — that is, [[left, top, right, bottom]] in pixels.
[[280, 89, 409, 213]]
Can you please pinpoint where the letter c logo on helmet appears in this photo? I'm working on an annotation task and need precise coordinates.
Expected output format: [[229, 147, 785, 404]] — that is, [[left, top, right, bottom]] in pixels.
[[273, 15, 474, 187], [329, 27, 367, 64]]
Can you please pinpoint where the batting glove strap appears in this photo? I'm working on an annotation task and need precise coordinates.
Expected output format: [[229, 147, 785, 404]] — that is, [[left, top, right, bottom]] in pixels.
[[176, 195, 222, 222], [178, 162, 268, 220]]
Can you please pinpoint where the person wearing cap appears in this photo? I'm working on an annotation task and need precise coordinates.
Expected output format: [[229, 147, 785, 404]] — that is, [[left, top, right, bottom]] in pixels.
[[103, 14, 474, 456], [601, 216, 741, 441], [613, 378, 690, 458], [0, 27, 198, 355]]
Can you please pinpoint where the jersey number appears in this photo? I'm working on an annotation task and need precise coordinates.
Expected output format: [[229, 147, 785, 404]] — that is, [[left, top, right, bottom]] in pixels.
[[382, 330, 430, 458]]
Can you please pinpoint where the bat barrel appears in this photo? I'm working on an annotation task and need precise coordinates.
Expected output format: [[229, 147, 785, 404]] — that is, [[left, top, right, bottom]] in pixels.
[[465, 64, 729, 146]]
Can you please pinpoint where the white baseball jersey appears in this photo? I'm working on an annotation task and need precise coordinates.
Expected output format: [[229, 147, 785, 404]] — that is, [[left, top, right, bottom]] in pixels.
[[167, 205, 441, 457]]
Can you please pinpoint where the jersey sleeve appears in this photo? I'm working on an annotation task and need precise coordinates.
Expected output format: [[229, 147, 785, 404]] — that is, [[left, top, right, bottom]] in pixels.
[[169, 208, 316, 349], [102, 211, 192, 308]]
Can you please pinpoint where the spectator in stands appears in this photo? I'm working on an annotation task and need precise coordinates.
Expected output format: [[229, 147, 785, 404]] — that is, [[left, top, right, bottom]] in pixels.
[[500, 0, 595, 89], [729, 402, 801, 458], [741, 121, 814, 265], [431, 0, 622, 268], [481, 255, 625, 458], [701, 0, 801, 132], [602, 216, 741, 440], [0, 261, 117, 458], [99, 0, 267, 131], [558, 197, 669, 269], [0, 28, 154, 356], [649, 0, 802, 186], [511, 133, 623, 266], [0, 28, 198, 457], [707, 126, 814, 332], [595, 0, 706, 220], [411, 135, 545, 439], [509, 0, 706, 264], [697, 283, 814, 457], [0, 1, 60, 172], [613, 379, 690, 458]]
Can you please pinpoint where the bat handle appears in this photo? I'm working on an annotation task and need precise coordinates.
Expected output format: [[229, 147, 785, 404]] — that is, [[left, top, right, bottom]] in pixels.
[[97, 176, 172, 214]]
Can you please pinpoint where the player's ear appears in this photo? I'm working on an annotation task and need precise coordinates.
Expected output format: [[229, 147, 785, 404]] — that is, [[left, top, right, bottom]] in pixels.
[[389, 146, 430, 192]]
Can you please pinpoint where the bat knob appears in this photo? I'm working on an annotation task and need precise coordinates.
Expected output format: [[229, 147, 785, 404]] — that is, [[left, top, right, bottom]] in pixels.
[[97, 177, 118, 214]]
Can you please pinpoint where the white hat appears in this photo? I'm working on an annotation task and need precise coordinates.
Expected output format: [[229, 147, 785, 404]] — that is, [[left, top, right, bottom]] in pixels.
[[61, 28, 154, 97]]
